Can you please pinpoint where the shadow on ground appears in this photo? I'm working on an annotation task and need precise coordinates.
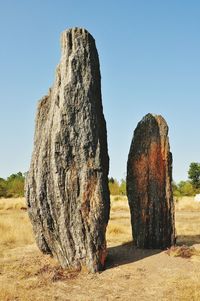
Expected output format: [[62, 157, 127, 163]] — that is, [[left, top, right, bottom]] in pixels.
[[177, 235, 200, 246], [106, 242, 161, 269]]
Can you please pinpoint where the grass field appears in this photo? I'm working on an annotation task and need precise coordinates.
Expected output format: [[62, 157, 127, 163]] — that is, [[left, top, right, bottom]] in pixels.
[[0, 196, 200, 300]]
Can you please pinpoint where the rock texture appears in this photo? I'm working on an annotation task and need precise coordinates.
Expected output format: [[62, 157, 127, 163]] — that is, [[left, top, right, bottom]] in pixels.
[[127, 114, 175, 249], [26, 28, 110, 272]]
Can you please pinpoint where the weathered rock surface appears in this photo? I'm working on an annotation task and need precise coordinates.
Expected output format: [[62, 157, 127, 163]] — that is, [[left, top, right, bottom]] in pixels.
[[26, 28, 110, 272], [127, 113, 175, 249]]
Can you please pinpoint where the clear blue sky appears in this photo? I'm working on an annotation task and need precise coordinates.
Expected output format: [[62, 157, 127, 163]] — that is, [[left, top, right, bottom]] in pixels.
[[0, 0, 200, 183]]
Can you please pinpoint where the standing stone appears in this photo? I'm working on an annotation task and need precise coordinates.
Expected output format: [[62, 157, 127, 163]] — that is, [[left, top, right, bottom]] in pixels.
[[26, 28, 110, 272], [127, 114, 175, 249]]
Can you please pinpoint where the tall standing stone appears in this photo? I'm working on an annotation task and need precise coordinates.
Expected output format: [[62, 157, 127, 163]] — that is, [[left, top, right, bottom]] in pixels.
[[127, 114, 175, 249], [26, 28, 110, 272]]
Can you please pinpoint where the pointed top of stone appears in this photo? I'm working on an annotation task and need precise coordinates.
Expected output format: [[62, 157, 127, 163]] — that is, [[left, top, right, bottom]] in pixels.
[[140, 113, 167, 124], [61, 27, 95, 56], [137, 113, 169, 137]]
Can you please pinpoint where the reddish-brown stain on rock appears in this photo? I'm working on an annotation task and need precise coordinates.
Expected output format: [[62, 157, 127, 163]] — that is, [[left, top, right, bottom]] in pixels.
[[127, 114, 175, 249]]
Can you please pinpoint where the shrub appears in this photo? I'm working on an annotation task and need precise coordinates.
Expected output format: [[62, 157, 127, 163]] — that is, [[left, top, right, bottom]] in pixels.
[[108, 178, 127, 196], [0, 172, 25, 198]]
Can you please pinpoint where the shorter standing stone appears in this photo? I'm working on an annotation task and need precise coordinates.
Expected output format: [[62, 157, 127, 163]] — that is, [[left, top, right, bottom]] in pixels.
[[127, 113, 175, 249]]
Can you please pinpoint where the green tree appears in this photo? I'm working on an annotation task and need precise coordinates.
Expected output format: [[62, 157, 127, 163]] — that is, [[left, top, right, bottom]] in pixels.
[[119, 179, 126, 195], [172, 181, 181, 197], [108, 178, 127, 195], [177, 181, 195, 196], [108, 177, 115, 184], [188, 162, 200, 189], [108, 178, 120, 195], [6, 172, 25, 197], [0, 178, 7, 197], [0, 172, 25, 198]]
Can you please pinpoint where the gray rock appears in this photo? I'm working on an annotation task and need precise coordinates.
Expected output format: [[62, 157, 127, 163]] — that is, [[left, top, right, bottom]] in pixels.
[[26, 28, 110, 272], [127, 113, 175, 249]]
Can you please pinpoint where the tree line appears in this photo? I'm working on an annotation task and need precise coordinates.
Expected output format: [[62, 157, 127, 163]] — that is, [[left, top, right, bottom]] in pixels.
[[0, 162, 200, 198], [173, 162, 200, 197], [0, 172, 25, 198], [109, 162, 200, 197], [108, 178, 126, 195]]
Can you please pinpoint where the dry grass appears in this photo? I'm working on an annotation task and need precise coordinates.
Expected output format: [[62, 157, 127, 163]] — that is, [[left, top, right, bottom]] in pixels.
[[107, 195, 131, 246], [166, 245, 200, 258], [165, 273, 200, 301], [0, 245, 79, 301], [1, 195, 200, 300], [108, 195, 200, 246], [175, 196, 200, 211], [0, 197, 27, 210], [0, 211, 34, 253], [0, 198, 33, 256], [0, 198, 79, 301], [175, 197, 200, 246]]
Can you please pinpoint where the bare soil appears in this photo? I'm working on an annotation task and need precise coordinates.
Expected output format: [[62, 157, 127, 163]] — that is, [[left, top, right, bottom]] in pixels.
[[1, 196, 200, 301]]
